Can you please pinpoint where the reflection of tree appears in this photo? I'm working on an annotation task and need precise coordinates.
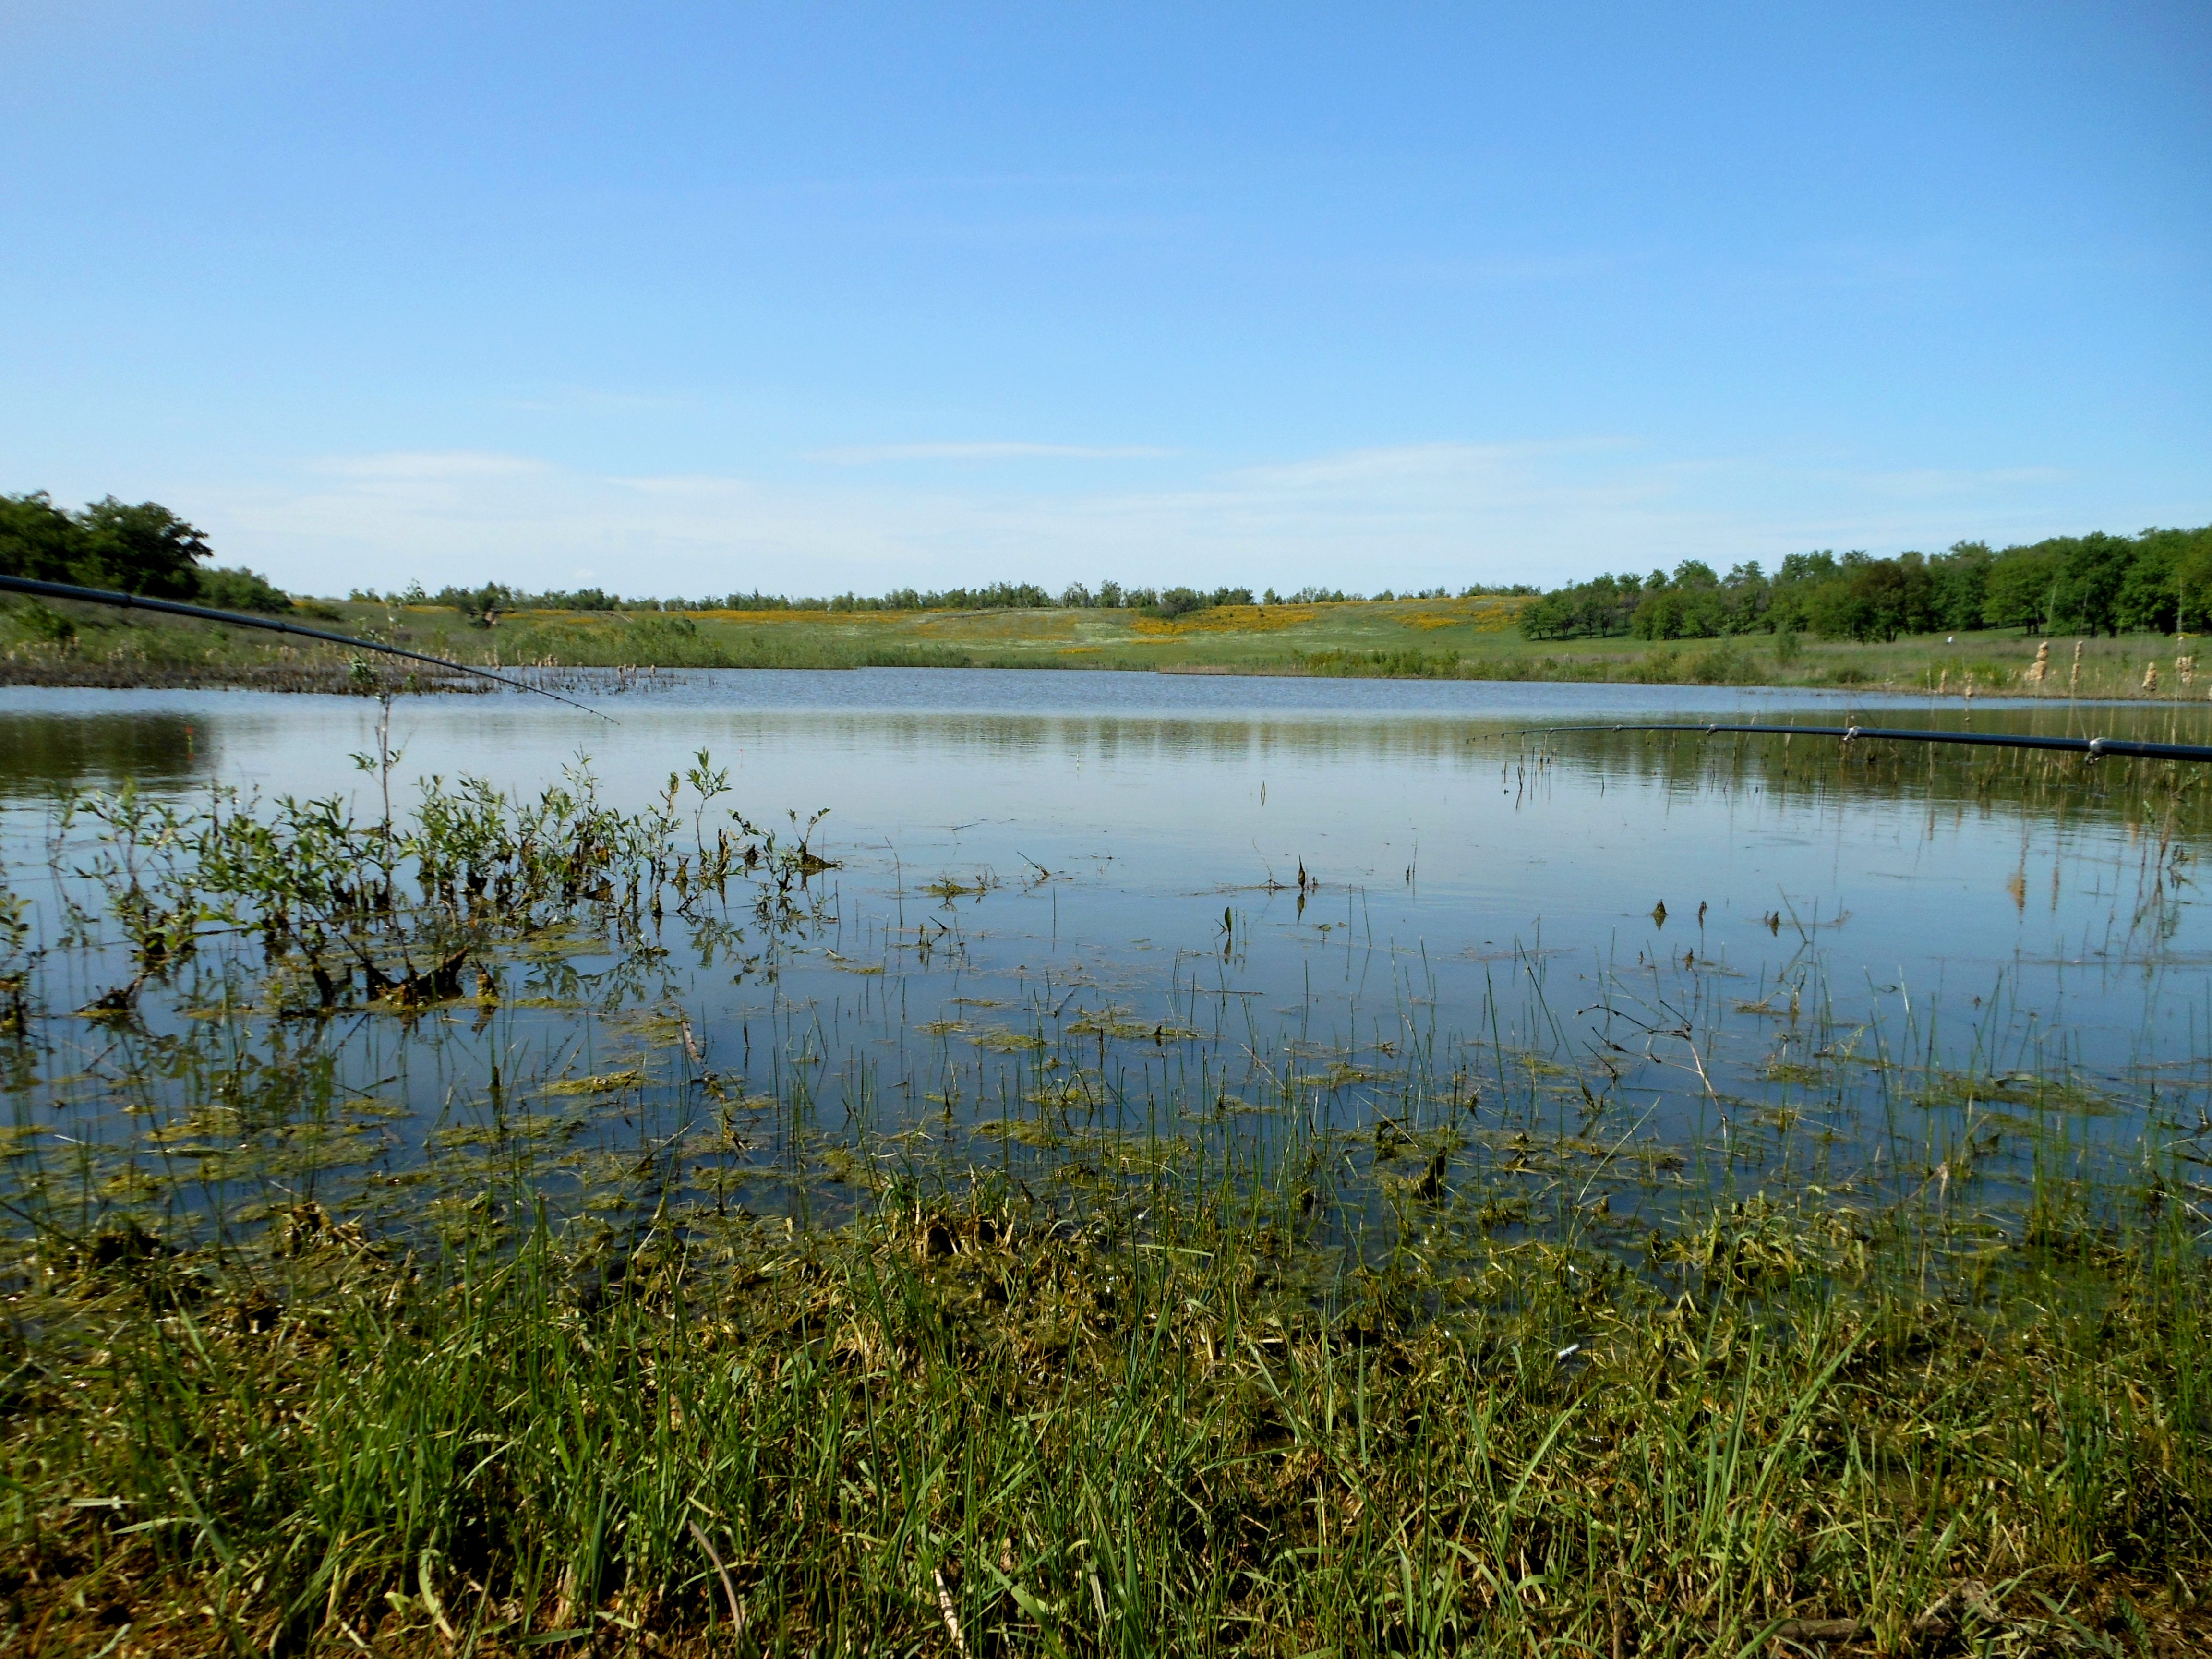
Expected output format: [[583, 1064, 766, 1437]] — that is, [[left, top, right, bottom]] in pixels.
[[1533, 722, 2212, 847], [0, 714, 211, 800]]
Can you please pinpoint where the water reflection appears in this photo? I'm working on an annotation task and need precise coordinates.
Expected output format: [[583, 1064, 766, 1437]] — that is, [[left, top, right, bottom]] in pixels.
[[0, 673, 2205, 1238], [0, 711, 214, 798]]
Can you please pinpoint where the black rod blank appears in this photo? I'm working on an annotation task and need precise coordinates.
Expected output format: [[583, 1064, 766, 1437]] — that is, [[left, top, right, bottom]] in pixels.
[[1502, 721, 2212, 764], [0, 573, 613, 720]]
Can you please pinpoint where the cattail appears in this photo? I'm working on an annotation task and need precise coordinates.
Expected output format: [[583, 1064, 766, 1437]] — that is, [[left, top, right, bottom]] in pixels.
[[2069, 639, 2083, 695], [2177, 655, 2194, 688], [2142, 661, 2160, 694], [2026, 640, 2050, 685]]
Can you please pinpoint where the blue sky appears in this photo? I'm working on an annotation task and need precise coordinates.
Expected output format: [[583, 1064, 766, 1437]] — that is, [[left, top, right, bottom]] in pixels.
[[4, 2, 2206, 598]]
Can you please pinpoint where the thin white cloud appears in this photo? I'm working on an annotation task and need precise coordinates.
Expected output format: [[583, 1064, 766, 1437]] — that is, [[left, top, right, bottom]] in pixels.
[[498, 387, 696, 416], [312, 451, 550, 481], [1840, 466, 2069, 501], [1226, 439, 1636, 493], [806, 441, 1180, 464], [197, 440, 2134, 600]]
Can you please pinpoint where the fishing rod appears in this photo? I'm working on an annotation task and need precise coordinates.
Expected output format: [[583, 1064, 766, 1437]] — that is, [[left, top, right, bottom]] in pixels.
[[0, 573, 614, 721], [1495, 721, 2212, 764]]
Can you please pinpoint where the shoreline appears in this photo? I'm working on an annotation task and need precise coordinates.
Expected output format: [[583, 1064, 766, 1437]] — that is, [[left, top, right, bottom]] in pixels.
[[4, 652, 2207, 709], [10, 592, 2210, 705]]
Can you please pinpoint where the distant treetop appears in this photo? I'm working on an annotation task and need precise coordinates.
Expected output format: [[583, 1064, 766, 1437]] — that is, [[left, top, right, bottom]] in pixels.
[[0, 492, 290, 613], [1516, 525, 2212, 643], [20, 487, 2200, 646]]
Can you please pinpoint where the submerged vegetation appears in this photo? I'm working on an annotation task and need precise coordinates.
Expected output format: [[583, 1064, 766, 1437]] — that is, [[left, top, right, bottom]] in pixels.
[[0, 731, 2208, 1653], [9, 1138, 2207, 1656]]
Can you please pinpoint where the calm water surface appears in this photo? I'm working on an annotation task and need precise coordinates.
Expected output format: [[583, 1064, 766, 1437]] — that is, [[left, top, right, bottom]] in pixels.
[[2, 670, 2206, 1238]]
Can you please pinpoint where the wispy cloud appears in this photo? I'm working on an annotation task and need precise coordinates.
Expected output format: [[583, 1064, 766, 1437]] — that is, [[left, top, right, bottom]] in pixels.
[[497, 386, 696, 417], [1839, 465, 2068, 501], [806, 441, 1179, 464], [202, 439, 2118, 599], [1225, 439, 1635, 493], [313, 451, 548, 481]]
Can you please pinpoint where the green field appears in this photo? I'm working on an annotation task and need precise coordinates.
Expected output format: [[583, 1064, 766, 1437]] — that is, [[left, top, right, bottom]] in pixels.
[[6, 589, 2211, 705]]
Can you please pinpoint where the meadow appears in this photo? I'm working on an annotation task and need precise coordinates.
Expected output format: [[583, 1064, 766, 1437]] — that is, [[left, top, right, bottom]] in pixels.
[[5, 589, 2211, 705]]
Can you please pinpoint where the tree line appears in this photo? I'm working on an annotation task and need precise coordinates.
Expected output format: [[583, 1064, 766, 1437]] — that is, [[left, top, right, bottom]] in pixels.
[[0, 492, 289, 614], [357, 578, 1535, 620], [1519, 525, 2212, 644], [2, 491, 1537, 628], [14, 485, 2209, 646]]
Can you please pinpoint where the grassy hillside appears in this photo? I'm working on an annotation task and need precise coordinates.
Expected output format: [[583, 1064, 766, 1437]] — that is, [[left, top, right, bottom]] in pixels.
[[5, 589, 2212, 704], [493, 593, 1531, 671]]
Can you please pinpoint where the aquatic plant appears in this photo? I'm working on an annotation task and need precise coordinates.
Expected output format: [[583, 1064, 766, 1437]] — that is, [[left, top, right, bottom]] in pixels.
[[0, 737, 2206, 1653]]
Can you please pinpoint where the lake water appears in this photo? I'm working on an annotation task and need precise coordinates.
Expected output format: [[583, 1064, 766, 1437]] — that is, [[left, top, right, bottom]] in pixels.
[[3, 669, 2207, 1245]]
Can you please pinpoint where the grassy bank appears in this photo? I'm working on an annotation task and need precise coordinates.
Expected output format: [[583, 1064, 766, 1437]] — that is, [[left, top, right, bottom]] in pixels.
[[0, 752, 2207, 1654], [7, 1162, 2206, 1656], [9, 591, 2212, 703]]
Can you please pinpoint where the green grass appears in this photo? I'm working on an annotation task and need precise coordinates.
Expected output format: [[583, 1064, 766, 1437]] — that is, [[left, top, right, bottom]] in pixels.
[[9, 590, 2212, 703], [5, 1165, 2207, 1655], [0, 747, 2208, 1654]]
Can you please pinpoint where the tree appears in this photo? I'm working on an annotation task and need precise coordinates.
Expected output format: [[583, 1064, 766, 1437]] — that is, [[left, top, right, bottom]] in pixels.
[[0, 492, 83, 582], [196, 566, 295, 614], [72, 497, 213, 598], [2170, 528, 2212, 632], [1934, 542, 1992, 631], [1520, 572, 1645, 639], [1982, 549, 2059, 632], [2049, 533, 2134, 636], [1630, 588, 1688, 639], [1766, 552, 1839, 635], [1154, 586, 1209, 617]]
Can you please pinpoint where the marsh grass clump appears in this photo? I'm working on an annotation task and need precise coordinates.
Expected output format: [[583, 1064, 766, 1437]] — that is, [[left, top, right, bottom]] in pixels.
[[1, 1171, 2207, 1656], [31, 752, 835, 1017]]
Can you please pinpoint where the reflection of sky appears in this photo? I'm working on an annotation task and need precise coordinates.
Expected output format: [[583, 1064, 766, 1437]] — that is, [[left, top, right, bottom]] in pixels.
[[2, 673, 2205, 1108]]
